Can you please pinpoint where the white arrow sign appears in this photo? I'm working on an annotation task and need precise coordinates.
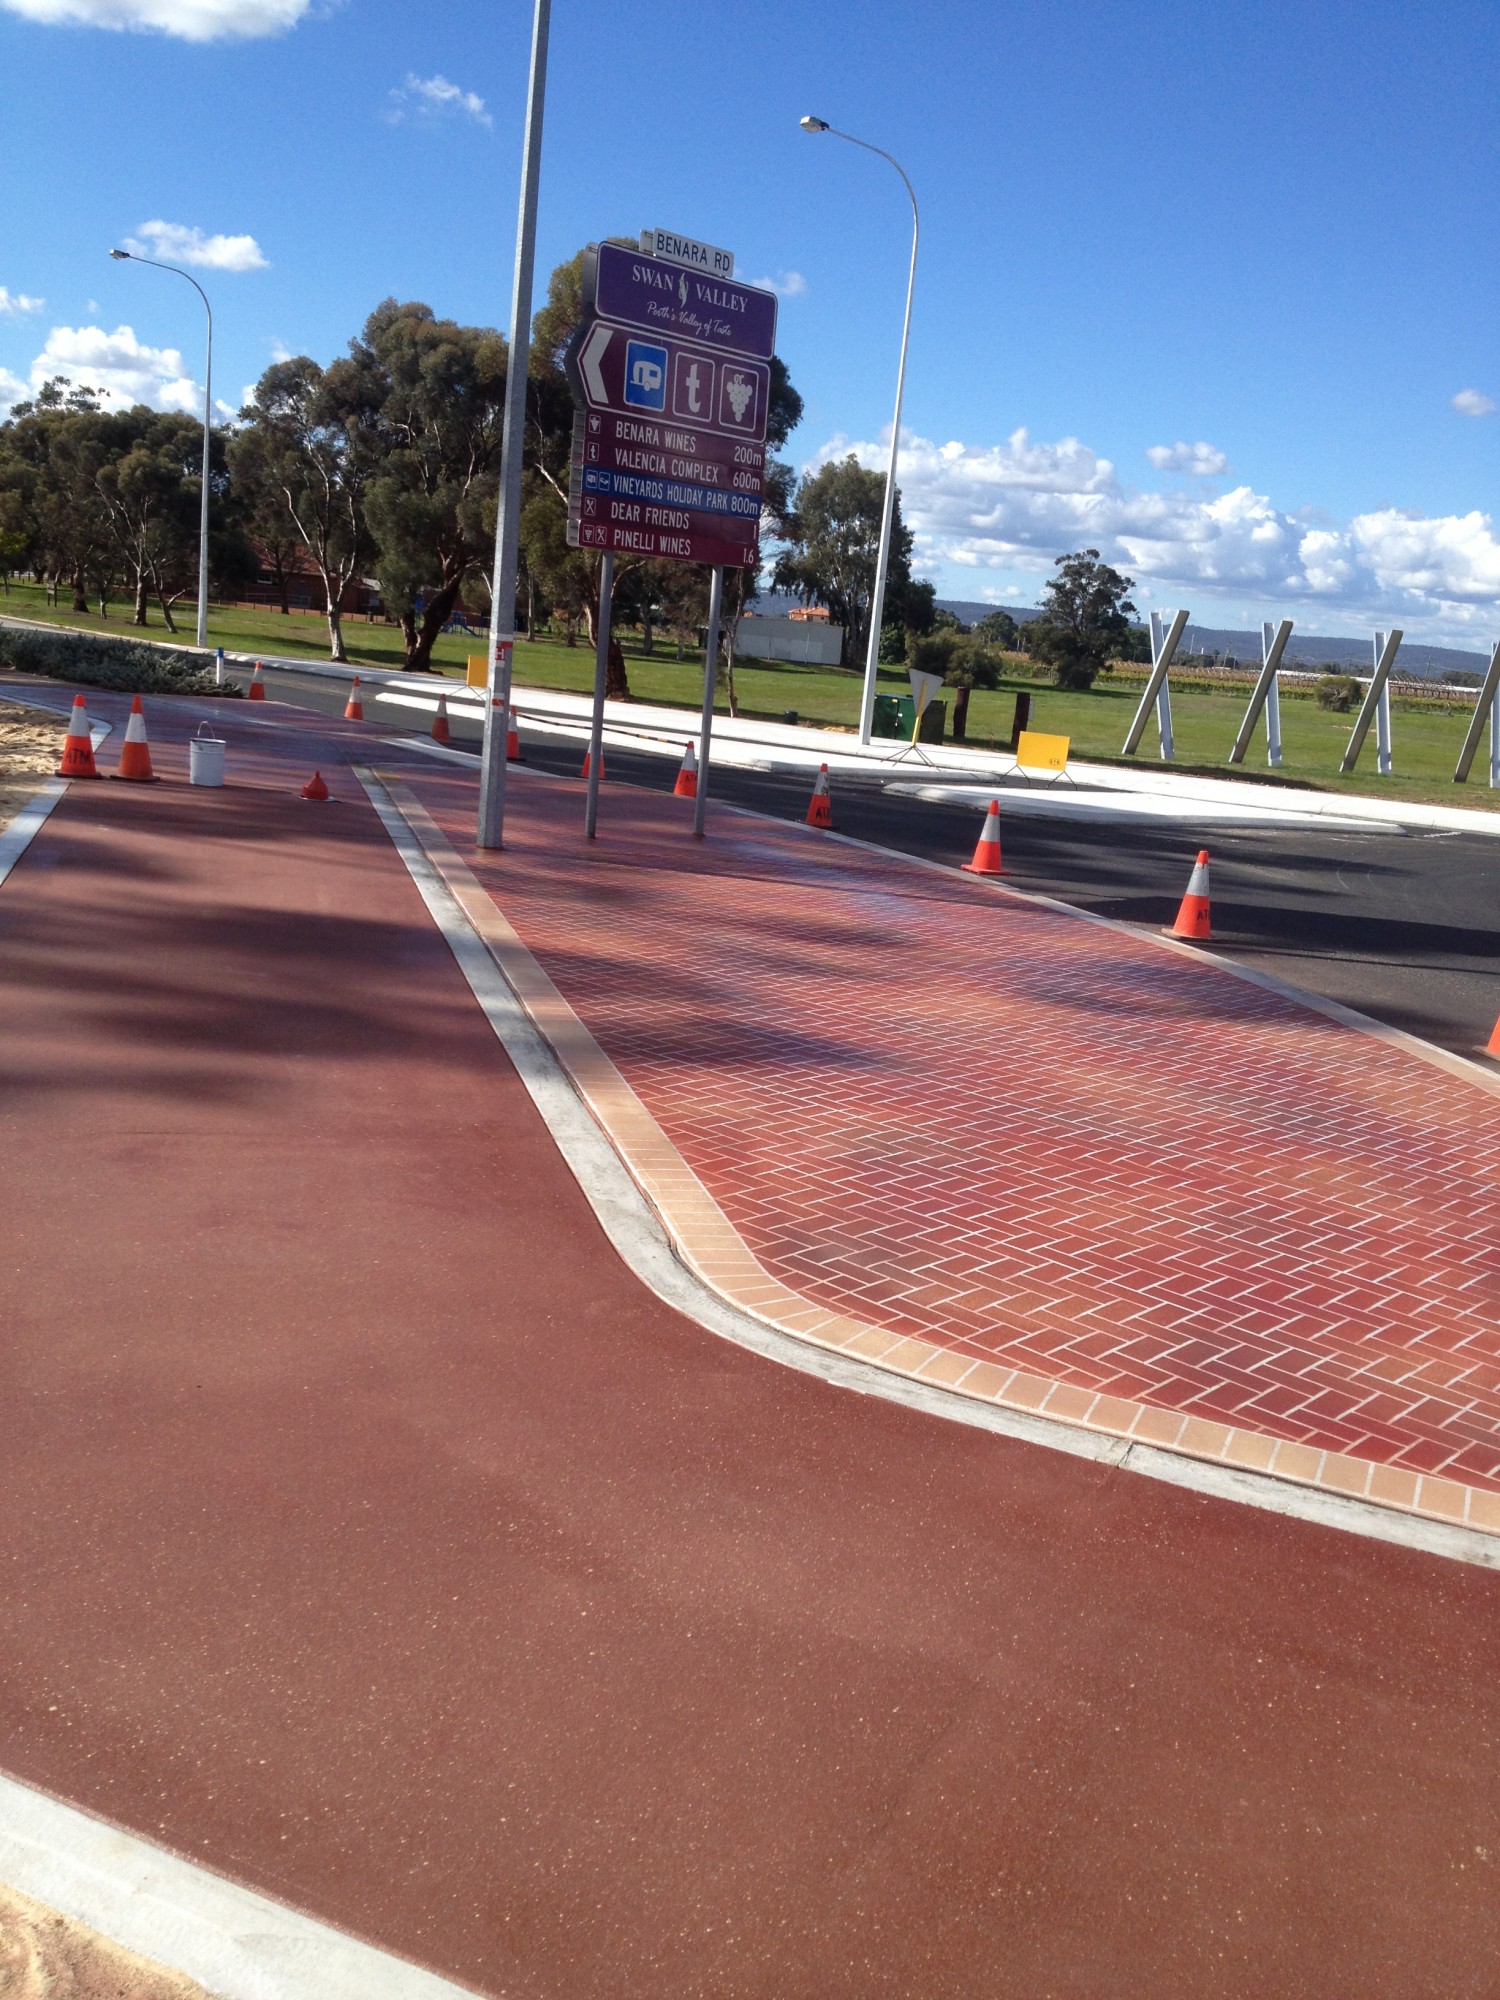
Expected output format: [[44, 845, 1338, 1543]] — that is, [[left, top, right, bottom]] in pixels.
[[580, 322, 611, 406]]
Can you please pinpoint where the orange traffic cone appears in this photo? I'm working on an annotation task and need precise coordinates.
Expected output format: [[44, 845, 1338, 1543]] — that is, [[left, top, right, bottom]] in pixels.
[[806, 763, 832, 829], [582, 746, 604, 779], [1167, 849, 1212, 940], [300, 771, 330, 801], [57, 694, 100, 779], [431, 692, 451, 744], [344, 677, 364, 721], [961, 799, 1008, 875], [114, 694, 156, 782], [507, 715, 521, 762], [674, 740, 699, 798], [247, 661, 266, 701], [1484, 1015, 1500, 1059]]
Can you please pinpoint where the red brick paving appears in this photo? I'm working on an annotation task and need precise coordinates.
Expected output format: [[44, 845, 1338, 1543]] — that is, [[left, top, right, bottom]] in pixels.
[[407, 763, 1500, 1492]]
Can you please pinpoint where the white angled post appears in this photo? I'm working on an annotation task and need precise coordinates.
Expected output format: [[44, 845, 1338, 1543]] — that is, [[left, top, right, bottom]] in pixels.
[[478, 0, 551, 851], [1123, 608, 1187, 756], [1452, 637, 1500, 784], [1341, 627, 1403, 774], [1230, 619, 1291, 766]]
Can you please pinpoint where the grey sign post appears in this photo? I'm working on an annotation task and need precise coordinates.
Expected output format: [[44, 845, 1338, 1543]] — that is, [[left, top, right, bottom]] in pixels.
[[477, 0, 551, 852]]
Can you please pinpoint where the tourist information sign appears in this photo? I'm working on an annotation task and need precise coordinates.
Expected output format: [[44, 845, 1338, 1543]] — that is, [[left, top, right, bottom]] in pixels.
[[565, 242, 778, 568]]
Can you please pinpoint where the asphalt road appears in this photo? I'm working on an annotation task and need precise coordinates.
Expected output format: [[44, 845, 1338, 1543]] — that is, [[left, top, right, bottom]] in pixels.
[[248, 659, 1500, 1061]]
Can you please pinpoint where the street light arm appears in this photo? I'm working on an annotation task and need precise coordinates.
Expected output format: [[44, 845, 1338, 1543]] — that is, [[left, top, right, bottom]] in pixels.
[[111, 250, 213, 329], [109, 249, 215, 650], [817, 126, 920, 238]]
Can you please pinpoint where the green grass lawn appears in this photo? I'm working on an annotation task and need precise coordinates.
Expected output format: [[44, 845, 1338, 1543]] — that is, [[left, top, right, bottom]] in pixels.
[[3, 580, 1494, 812]]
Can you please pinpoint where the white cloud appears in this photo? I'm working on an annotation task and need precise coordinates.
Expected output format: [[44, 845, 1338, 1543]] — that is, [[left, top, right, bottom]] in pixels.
[[1451, 388, 1495, 418], [746, 271, 807, 298], [0, 365, 28, 415], [804, 425, 1500, 642], [0, 287, 44, 316], [269, 336, 292, 362], [27, 323, 201, 413], [123, 221, 268, 272], [387, 72, 491, 126], [1145, 439, 1229, 476], [0, 0, 309, 37]]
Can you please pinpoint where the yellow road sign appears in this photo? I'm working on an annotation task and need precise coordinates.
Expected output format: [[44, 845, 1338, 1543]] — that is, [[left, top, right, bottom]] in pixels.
[[1016, 730, 1069, 773]]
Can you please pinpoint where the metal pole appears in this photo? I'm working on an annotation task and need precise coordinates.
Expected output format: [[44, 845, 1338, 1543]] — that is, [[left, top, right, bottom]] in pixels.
[[477, 0, 551, 851], [584, 552, 614, 839], [1342, 628, 1401, 773], [1451, 637, 1500, 782], [1229, 618, 1292, 765], [1265, 669, 1282, 767], [107, 250, 213, 651], [693, 565, 724, 840], [1122, 608, 1188, 754], [197, 294, 212, 650], [801, 122, 918, 745]]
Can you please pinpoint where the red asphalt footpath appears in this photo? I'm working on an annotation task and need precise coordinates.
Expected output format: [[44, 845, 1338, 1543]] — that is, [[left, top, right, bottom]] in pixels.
[[2, 686, 1500, 1999]]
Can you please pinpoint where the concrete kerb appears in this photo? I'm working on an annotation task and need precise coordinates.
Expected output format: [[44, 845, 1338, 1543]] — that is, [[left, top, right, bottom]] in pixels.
[[356, 764, 1500, 1569], [0, 1772, 482, 2000]]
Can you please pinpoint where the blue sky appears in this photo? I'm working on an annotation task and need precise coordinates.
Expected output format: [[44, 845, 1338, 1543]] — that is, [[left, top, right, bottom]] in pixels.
[[1, 0, 1497, 643]]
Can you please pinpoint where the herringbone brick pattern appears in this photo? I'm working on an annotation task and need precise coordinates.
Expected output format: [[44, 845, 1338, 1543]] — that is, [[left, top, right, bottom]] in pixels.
[[412, 768, 1500, 1492]]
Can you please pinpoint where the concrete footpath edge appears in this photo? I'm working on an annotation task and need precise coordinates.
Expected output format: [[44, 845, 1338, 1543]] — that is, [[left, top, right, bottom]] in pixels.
[[356, 766, 1500, 1571], [0, 1772, 481, 2000]]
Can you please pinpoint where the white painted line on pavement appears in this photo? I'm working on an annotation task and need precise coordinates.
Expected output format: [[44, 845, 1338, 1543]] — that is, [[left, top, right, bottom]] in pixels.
[[355, 764, 1500, 1572], [884, 778, 1385, 833], [0, 1772, 481, 2000], [0, 776, 66, 887]]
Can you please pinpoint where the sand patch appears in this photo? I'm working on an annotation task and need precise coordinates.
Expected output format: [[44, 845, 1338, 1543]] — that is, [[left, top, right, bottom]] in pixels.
[[0, 1880, 218, 1998], [0, 698, 65, 831]]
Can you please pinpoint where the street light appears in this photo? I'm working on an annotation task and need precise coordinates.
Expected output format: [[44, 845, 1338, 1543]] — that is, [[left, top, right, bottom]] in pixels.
[[109, 247, 214, 651], [801, 116, 919, 745]]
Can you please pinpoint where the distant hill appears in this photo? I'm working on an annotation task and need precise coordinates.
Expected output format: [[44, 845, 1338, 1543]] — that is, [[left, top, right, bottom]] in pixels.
[[751, 591, 1491, 683]]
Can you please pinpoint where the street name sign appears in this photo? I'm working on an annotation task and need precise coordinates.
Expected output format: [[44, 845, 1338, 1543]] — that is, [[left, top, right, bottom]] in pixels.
[[639, 228, 735, 278], [565, 242, 779, 568]]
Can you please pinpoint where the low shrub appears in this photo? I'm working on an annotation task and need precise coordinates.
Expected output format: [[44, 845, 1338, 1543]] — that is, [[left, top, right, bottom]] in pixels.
[[1314, 673, 1360, 712], [0, 623, 239, 697]]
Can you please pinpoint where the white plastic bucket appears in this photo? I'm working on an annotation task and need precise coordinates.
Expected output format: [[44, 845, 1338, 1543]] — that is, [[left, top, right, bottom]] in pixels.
[[189, 722, 226, 787]]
